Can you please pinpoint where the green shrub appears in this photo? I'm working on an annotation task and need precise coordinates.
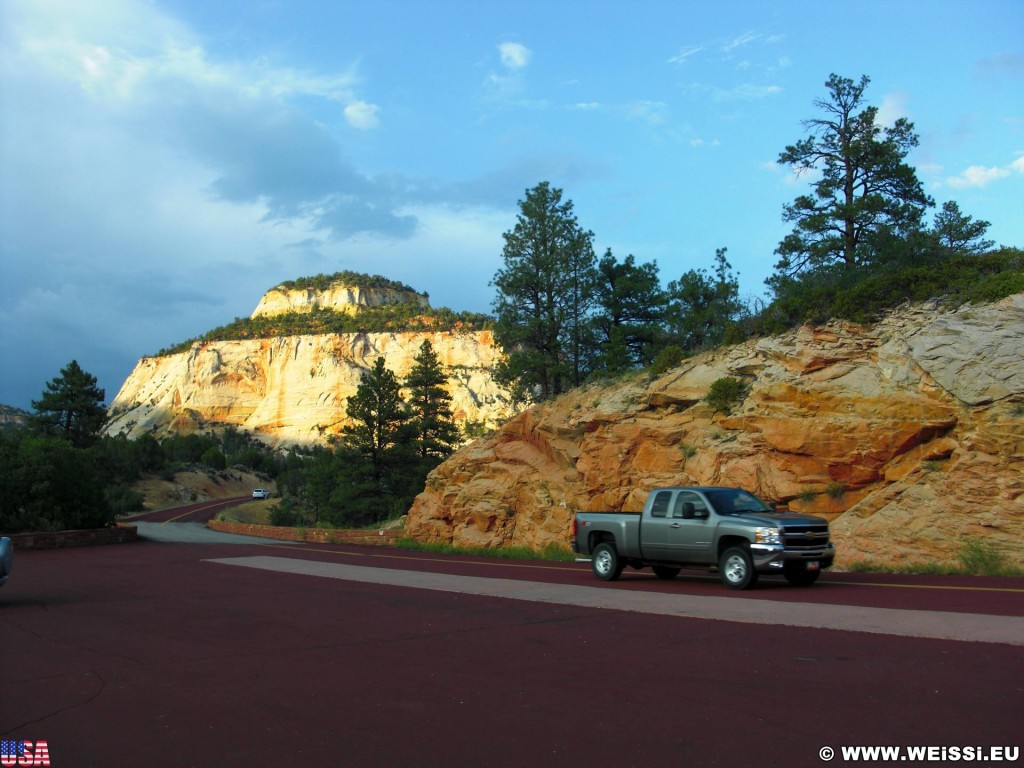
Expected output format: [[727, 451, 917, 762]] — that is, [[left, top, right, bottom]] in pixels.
[[107, 485, 146, 515], [957, 537, 1008, 576], [825, 482, 846, 499], [705, 377, 746, 413], [270, 505, 303, 527], [649, 345, 684, 377], [201, 447, 226, 470]]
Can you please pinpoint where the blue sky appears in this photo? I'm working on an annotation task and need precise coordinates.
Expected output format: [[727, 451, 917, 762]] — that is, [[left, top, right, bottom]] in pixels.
[[1, 0, 1022, 409]]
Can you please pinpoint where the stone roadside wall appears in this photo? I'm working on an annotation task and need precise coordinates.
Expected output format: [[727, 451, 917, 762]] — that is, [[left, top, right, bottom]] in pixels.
[[207, 520, 402, 546], [8, 523, 139, 550]]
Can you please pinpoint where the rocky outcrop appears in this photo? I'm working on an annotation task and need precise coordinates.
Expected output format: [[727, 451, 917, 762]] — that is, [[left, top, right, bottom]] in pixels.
[[405, 295, 1024, 569], [251, 284, 429, 318], [106, 330, 511, 446]]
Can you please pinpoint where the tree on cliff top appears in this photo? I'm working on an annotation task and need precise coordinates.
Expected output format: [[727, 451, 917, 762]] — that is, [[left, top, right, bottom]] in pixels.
[[30, 360, 107, 448], [590, 249, 666, 372], [772, 74, 932, 285], [665, 247, 743, 352], [491, 182, 596, 400]]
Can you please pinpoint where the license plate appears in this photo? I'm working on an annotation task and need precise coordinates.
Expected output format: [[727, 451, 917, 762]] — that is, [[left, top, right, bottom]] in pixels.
[[806, 561, 820, 571]]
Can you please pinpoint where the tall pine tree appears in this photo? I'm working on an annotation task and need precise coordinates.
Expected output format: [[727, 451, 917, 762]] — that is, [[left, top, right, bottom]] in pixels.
[[339, 357, 414, 523], [491, 182, 596, 401], [405, 340, 460, 465], [31, 360, 107, 448], [773, 74, 932, 282]]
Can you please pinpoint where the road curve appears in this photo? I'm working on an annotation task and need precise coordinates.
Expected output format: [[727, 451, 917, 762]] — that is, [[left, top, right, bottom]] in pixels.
[[122, 496, 249, 524]]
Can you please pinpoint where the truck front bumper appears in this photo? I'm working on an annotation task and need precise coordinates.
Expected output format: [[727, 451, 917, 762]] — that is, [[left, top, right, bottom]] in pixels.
[[750, 543, 835, 573]]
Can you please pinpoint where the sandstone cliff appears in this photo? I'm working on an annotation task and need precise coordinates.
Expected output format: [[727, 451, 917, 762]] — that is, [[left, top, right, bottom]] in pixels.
[[251, 284, 429, 318], [106, 279, 512, 446], [405, 294, 1024, 569]]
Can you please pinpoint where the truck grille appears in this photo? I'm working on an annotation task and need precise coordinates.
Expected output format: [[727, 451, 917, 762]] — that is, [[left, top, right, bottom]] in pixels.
[[782, 525, 830, 550]]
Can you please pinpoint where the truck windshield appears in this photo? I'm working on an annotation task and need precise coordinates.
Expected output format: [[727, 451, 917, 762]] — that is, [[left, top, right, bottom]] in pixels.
[[704, 489, 772, 515]]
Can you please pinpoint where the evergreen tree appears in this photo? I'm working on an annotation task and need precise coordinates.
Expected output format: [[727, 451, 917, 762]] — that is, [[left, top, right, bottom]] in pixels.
[[405, 340, 460, 463], [0, 430, 112, 532], [31, 360, 107, 448], [591, 249, 666, 372], [931, 200, 994, 255], [491, 182, 596, 400], [339, 357, 414, 522], [773, 74, 932, 283], [665, 248, 743, 352]]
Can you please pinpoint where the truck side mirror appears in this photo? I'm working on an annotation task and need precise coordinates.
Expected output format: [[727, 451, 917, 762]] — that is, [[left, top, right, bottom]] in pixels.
[[681, 502, 695, 519]]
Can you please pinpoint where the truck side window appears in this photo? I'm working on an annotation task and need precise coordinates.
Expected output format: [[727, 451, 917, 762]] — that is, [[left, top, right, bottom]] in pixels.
[[673, 491, 708, 518], [650, 491, 671, 518]]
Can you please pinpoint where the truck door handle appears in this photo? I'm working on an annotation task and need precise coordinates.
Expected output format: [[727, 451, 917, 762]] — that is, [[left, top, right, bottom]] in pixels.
[[670, 523, 682, 528]]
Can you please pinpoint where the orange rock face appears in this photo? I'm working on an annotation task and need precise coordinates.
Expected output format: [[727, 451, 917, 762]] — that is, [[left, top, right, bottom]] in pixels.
[[405, 295, 1024, 570]]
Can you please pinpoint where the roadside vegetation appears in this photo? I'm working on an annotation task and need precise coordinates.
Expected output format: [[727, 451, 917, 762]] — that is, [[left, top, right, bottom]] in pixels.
[[846, 538, 1023, 577], [394, 538, 577, 562]]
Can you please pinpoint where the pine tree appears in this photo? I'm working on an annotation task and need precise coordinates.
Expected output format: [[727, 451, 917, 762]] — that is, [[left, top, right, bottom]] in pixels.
[[31, 360, 107, 448], [491, 181, 597, 400], [591, 249, 666, 372], [665, 248, 743, 352], [405, 340, 460, 464], [773, 74, 932, 281], [336, 357, 418, 524]]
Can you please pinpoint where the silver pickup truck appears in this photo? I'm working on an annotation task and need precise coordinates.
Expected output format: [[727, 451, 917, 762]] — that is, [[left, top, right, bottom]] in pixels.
[[572, 487, 835, 589]]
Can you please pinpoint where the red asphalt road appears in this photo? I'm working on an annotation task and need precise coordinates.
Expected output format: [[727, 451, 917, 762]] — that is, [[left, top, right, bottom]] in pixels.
[[122, 496, 250, 524], [1, 532, 1022, 767]]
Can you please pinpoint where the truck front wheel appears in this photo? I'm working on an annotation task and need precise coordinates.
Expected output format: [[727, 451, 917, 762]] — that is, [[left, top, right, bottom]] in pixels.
[[592, 543, 624, 581], [719, 546, 758, 590]]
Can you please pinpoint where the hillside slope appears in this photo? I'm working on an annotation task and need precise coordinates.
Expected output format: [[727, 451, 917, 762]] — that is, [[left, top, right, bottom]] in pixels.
[[405, 294, 1024, 569]]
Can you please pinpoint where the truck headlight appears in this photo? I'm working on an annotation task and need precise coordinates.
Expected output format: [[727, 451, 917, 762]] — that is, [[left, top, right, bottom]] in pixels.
[[755, 527, 782, 545]]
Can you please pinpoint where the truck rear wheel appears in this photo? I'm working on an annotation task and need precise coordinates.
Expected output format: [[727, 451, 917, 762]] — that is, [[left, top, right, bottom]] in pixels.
[[719, 546, 758, 590], [592, 543, 624, 581]]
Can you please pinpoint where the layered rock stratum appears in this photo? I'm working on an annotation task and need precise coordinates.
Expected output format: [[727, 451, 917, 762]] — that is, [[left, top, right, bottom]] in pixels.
[[251, 283, 429, 318], [405, 294, 1024, 569], [106, 280, 511, 446]]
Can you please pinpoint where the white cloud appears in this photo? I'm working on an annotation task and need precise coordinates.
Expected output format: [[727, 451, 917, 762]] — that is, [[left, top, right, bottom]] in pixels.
[[1011, 155, 1024, 174], [499, 42, 531, 69], [713, 83, 782, 102], [344, 100, 380, 129], [946, 164, 1011, 188], [626, 100, 668, 125], [763, 160, 819, 187], [668, 45, 704, 65], [722, 32, 760, 53], [876, 92, 909, 127]]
